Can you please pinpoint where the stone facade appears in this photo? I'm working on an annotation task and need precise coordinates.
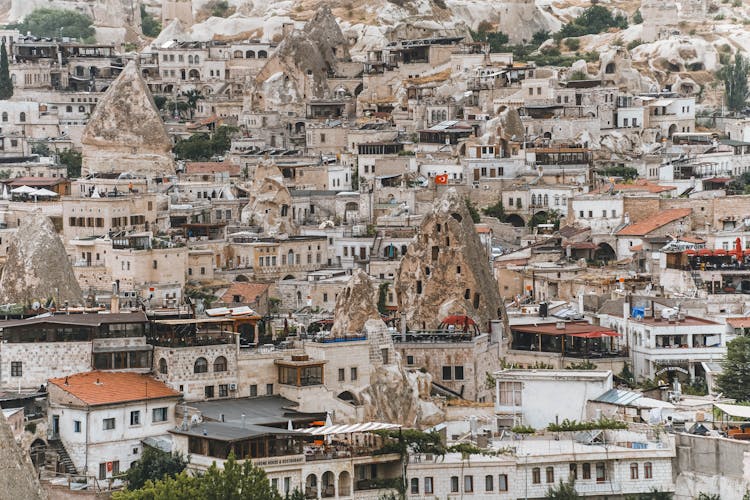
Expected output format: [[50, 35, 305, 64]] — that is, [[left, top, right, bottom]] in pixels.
[[153, 343, 238, 401]]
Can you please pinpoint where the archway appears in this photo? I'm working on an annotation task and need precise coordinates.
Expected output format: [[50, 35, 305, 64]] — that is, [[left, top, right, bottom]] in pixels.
[[188, 69, 200, 80], [30, 439, 46, 468], [246, 50, 255, 58], [594, 242, 616, 262], [506, 214, 525, 227], [305, 474, 318, 498], [283, 274, 296, 280], [605, 62, 616, 74], [668, 124, 678, 138], [321, 471, 335, 498], [337, 391, 358, 403], [384, 244, 397, 259], [339, 471, 352, 496], [235, 275, 249, 282]]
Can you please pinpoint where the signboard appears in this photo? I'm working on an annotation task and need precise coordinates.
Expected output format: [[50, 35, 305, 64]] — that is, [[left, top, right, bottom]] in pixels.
[[655, 366, 689, 376], [251, 455, 305, 468]]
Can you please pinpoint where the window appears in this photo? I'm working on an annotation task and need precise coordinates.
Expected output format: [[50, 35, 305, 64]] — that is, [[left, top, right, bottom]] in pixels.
[[406, 355, 414, 365], [218, 384, 229, 397], [351, 367, 358, 380], [464, 475, 473, 492], [644, 462, 652, 479], [103, 418, 115, 430], [99, 460, 120, 480], [498, 474, 508, 491], [546, 466, 555, 483], [250, 384, 258, 397], [450, 476, 459, 492], [323, 293, 328, 302], [1, 112, 6, 122], [152, 407, 168, 423], [158, 358, 168, 374], [410, 478, 419, 494], [485, 474, 493, 491], [130, 411, 141, 426], [74, 420, 81, 433], [205, 385, 215, 398], [569, 463, 577, 480], [153, 260, 158, 269], [425, 477, 434, 493], [10, 361, 21, 377], [19, 112, 25, 122], [266, 383, 274, 395], [582, 463, 591, 480], [442, 366, 452, 380], [532, 467, 541, 484], [454, 366, 464, 380], [213, 356, 227, 372], [194, 357, 208, 373], [630, 462, 639, 479], [498, 382, 522, 406], [339, 368, 345, 381], [596, 462, 606, 482]]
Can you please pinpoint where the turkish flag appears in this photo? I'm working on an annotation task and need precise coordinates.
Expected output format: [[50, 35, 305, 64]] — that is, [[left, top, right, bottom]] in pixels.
[[435, 174, 448, 184]]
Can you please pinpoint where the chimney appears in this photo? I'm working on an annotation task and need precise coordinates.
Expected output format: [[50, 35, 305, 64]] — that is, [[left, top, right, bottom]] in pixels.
[[111, 280, 120, 314]]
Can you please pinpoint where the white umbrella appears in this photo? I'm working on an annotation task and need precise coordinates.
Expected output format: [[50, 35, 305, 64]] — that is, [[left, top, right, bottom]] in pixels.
[[10, 185, 35, 194], [91, 190, 101, 198], [30, 188, 58, 197], [287, 419, 293, 431], [1, 184, 8, 200]]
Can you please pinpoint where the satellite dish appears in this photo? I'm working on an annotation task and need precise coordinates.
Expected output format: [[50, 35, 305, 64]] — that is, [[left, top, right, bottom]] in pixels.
[[31, 301, 41, 311]]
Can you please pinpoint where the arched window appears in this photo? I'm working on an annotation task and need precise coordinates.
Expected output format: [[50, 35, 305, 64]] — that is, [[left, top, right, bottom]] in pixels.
[[158, 358, 167, 374], [258, 50, 267, 58], [543, 194, 549, 206], [531, 194, 537, 206], [194, 55, 199, 64], [644, 462, 652, 479], [19, 112, 25, 122], [194, 357, 208, 373], [188, 55, 194, 64], [233, 50, 243, 58], [246, 50, 255, 58], [213, 356, 227, 372], [630, 462, 639, 479]]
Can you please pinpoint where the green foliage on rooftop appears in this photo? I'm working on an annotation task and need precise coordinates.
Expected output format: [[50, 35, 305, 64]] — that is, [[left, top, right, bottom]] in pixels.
[[8, 8, 95, 42]]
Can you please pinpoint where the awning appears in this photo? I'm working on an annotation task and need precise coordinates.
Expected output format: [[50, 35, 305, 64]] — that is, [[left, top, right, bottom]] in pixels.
[[298, 422, 401, 436], [566, 331, 622, 338], [714, 402, 750, 419]]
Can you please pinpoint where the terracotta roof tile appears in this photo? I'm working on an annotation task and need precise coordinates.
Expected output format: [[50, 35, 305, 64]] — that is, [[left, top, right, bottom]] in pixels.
[[616, 208, 692, 236], [49, 371, 179, 406]]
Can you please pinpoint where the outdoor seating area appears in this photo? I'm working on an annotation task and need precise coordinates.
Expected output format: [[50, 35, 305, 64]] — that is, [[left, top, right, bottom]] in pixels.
[[510, 322, 625, 358], [150, 318, 237, 347]]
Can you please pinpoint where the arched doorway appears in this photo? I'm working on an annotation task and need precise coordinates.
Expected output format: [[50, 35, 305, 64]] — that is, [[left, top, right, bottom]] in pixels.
[[305, 474, 317, 498], [188, 69, 200, 80], [506, 214, 525, 227], [337, 391, 357, 403], [384, 244, 397, 259], [235, 275, 249, 282], [668, 124, 678, 138], [321, 471, 335, 498], [595, 242, 616, 263], [605, 62, 616, 74], [30, 439, 46, 468], [339, 471, 352, 496]]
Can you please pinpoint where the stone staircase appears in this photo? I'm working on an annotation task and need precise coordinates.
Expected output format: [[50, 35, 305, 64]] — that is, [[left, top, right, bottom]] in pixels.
[[47, 439, 77, 475]]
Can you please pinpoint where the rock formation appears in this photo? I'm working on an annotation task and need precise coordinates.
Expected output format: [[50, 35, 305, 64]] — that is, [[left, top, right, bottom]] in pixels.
[[396, 188, 502, 331], [330, 269, 380, 336], [240, 159, 296, 235], [0, 410, 47, 500], [81, 61, 175, 177], [0, 212, 83, 307], [332, 270, 444, 428]]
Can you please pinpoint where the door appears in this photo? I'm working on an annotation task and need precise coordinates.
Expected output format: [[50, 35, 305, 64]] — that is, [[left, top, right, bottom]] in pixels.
[[52, 415, 60, 438]]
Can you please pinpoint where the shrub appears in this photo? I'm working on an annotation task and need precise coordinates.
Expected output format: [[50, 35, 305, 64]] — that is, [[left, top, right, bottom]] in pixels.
[[564, 38, 581, 51]]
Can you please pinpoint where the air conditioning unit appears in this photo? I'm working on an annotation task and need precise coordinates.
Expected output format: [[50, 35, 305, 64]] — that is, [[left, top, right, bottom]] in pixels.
[[229, 383, 237, 391]]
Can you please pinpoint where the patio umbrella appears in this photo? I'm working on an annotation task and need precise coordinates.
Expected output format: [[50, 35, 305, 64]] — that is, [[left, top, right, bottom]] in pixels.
[[685, 249, 697, 256], [714, 249, 728, 257], [1, 184, 8, 200], [10, 185, 35, 194], [91, 189, 101, 198], [30, 188, 58, 197], [736, 238, 744, 258]]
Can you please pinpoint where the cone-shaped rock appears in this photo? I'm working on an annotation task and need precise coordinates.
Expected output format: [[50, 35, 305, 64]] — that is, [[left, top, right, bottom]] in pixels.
[[330, 269, 381, 337], [81, 60, 174, 176], [395, 188, 502, 331], [240, 159, 296, 235], [0, 410, 47, 499], [0, 213, 83, 306]]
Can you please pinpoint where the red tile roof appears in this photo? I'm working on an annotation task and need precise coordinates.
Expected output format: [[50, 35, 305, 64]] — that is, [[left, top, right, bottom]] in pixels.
[[727, 317, 750, 328], [49, 371, 179, 406], [220, 282, 269, 304], [616, 208, 692, 236]]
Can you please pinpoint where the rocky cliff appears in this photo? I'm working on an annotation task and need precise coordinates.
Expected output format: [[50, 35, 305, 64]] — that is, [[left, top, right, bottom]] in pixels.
[[330, 269, 380, 337], [239, 159, 296, 235], [81, 60, 175, 177], [0, 212, 83, 307], [0, 410, 47, 500], [396, 188, 502, 331]]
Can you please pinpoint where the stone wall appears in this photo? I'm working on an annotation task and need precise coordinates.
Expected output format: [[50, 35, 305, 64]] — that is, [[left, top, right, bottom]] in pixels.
[[153, 344, 238, 401], [673, 433, 750, 500], [1, 342, 92, 389]]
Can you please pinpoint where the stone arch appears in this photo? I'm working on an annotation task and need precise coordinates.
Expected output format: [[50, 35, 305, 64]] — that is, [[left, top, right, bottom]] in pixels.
[[339, 471, 352, 496], [258, 50, 268, 58], [158, 357, 168, 374], [605, 62, 616, 74], [194, 357, 208, 373], [213, 356, 227, 372], [188, 69, 200, 79], [337, 391, 358, 403], [233, 50, 243, 58], [321, 471, 335, 498], [305, 474, 318, 498], [30, 438, 47, 468], [668, 123, 678, 138], [287, 249, 294, 264], [235, 275, 249, 282], [595, 242, 616, 261], [506, 214, 525, 227], [283, 274, 296, 280], [246, 50, 255, 58], [345, 201, 358, 212], [384, 244, 397, 259]]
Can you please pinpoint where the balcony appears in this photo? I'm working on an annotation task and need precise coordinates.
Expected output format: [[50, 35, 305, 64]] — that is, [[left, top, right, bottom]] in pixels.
[[575, 481, 622, 495]]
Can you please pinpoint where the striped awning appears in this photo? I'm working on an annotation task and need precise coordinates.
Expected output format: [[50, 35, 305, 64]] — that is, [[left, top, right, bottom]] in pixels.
[[298, 422, 401, 436]]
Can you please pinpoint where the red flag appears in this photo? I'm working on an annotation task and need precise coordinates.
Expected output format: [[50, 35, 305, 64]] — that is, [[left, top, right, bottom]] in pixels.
[[435, 174, 448, 184]]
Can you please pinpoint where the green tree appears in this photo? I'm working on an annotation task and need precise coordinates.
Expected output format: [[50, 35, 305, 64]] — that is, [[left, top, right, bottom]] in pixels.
[[632, 9, 643, 24], [717, 335, 750, 401], [600, 165, 639, 180], [720, 53, 749, 114], [31, 142, 50, 156], [114, 454, 282, 500], [483, 199, 506, 221], [140, 4, 162, 38], [465, 197, 481, 223], [546, 480, 582, 500], [0, 41, 12, 100], [122, 447, 187, 491], [555, 5, 627, 41], [10, 8, 95, 42], [182, 90, 204, 118], [59, 149, 82, 178]]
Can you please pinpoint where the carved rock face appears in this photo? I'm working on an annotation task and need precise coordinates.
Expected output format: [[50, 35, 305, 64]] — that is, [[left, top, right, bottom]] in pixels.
[[330, 269, 380, 337], [240, 159, 296, 235], [0, 212, 82, 307], [396, 188, 502, 331]]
